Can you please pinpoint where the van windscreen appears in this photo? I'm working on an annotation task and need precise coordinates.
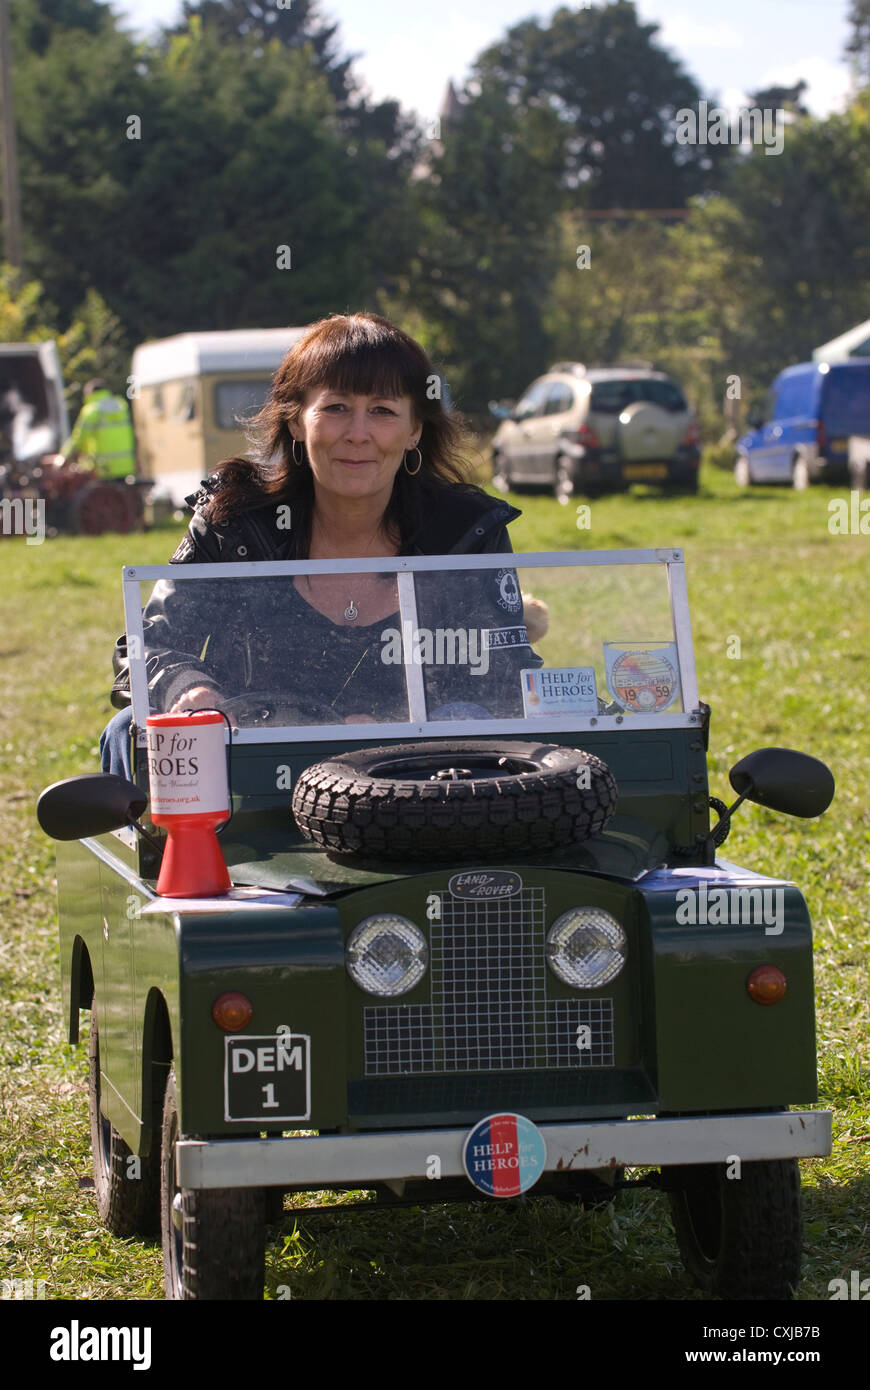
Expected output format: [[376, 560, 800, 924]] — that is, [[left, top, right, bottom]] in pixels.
[[822, 366, 870, 435], [773, 370, 818, 420]]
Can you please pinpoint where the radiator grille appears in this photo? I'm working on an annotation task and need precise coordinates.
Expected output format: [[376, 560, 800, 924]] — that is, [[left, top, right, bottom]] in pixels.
[[363, 889, 616, 1076]]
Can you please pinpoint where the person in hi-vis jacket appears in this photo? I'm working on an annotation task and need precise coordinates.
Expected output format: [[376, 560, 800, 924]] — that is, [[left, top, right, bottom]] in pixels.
[[61, 379, 136, 479]]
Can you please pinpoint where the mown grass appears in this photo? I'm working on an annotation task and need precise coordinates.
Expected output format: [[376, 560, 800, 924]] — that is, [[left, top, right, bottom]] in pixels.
[[0, 464, 867, 1301]]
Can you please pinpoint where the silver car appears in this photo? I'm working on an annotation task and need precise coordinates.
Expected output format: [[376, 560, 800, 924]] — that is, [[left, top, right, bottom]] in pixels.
[[490, 363, 701, 501]]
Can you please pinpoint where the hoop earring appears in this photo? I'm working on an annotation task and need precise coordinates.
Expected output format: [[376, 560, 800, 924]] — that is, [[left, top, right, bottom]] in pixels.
[[403, 445, 423, 475], [291, 437, 305, 466]]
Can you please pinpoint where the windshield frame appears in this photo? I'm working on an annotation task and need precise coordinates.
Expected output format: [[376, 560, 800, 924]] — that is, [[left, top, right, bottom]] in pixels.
[[122, 548, 700, 745]]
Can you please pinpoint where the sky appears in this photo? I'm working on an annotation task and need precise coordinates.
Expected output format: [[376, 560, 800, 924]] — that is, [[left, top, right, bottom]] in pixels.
[[105, 0, 857, 125]]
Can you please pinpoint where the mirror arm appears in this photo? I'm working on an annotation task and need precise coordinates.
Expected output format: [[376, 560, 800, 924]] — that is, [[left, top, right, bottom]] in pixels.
[[710, 788, 751, 848], [130, 815, 163, 856], [724, 789, 750, 823]]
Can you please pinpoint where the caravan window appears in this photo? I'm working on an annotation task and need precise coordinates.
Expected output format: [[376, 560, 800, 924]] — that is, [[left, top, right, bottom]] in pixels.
[[174, 381, 197, 422], [214, 379, 272, 429]]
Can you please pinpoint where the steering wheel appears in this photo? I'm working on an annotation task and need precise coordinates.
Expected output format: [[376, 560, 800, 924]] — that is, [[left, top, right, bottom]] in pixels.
[[218, 690, 340, 728]]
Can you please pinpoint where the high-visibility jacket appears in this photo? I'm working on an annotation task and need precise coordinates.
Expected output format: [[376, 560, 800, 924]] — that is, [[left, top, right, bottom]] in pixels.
[[62, 389, 136, 478]]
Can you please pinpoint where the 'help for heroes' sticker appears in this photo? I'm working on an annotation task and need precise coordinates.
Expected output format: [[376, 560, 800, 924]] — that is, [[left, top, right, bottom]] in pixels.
[[604, 642, 680, 712], [463, 1112, 547, 1197], [521, 667, 598, 716]]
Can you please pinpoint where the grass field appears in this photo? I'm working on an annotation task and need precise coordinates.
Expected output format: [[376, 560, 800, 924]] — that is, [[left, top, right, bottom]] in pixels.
[[0, 464, 868, 1301]]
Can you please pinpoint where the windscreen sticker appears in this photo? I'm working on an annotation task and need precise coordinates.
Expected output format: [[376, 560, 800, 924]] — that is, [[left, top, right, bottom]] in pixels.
[[604, 642, 680, 712], [521, 667, 598, 716]]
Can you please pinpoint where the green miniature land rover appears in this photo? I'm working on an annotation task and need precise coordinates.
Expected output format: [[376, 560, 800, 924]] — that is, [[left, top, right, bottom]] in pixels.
[[37, 548, 835, 1300]]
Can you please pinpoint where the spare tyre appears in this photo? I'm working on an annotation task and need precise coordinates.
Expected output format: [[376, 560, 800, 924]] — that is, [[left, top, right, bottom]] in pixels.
[[291, 740, 617, 860]]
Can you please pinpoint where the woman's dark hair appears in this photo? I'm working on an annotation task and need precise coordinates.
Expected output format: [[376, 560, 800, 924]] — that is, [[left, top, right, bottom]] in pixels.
[[203, 312, 475, 555]]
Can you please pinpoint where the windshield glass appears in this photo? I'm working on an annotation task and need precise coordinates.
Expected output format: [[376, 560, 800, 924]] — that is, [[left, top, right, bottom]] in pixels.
[[124, 552, 696, 740]]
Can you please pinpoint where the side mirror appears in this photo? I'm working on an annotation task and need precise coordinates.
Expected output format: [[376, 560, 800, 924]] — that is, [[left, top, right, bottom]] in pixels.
[[746, 409, 764, 430], [37, 774, 148, 841], [729, 748, 834, 820]]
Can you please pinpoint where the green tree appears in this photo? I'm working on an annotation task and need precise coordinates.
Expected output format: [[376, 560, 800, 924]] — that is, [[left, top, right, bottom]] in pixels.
[[469, 0, 728, 210], [846, 0, 870, 83], [408, 84, 563, 416], [168, 0, 355, 107], [10, 6, 421, 345]]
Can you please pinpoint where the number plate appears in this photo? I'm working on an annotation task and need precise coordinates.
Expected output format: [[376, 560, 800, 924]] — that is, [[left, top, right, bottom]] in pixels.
[[623, 463, 668, 480], [830, 438, 848, 452], [224, 1033, 311, 1122]]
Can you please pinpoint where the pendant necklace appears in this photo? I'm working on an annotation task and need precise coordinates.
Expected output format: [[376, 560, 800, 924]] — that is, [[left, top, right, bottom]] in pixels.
[[309, 515, 396, 625]]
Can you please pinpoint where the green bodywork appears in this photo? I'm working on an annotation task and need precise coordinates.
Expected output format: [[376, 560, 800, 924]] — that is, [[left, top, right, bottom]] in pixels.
[[55, 724, 819, 1164]]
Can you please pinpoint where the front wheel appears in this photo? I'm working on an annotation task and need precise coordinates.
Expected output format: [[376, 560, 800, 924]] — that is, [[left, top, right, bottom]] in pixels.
[[491, 451, 513, 494], [88, 997, 160, 1236], [161, 1068, 265, 1300], [553, 454, 579, 505], [792, 456, 810, 490], [668, 1158, 802, 1299]]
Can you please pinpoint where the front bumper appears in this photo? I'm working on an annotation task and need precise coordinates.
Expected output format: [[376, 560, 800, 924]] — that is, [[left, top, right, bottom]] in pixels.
[[176, 1110, 831, 1189]]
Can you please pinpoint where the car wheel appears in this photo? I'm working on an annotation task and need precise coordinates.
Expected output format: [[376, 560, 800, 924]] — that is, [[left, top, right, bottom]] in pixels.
[[553, 454, 579, 505], [668, 1158, 801, 1299], [491, 451, 513, 494], [292, 739, 618, 860], [161, 1067, 265, 1300], [734, 455, 751, 487], [792, 456, 810, 491], [88, 997, 160, 1237], [70, 482, 136, 535]]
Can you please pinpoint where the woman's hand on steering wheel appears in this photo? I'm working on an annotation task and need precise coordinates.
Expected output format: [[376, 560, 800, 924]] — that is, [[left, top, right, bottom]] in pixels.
[[217, 689, 339, 727], [171, 685, 223, 712]]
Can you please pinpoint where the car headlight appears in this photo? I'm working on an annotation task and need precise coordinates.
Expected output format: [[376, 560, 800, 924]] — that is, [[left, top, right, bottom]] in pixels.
[[346, 915, 428, 997], [546, 908, 627, 988]]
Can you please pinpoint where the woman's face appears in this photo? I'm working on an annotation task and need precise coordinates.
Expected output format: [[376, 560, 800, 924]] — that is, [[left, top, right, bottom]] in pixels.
[[291, 385, 420, 506]]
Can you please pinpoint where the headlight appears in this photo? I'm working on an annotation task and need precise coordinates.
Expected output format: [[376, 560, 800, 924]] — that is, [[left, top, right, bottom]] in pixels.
[[546, 908, 627, 988], [346, 915, 428, 997]]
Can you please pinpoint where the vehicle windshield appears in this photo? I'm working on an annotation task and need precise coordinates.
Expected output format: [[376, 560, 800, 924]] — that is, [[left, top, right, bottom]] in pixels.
[[123, 550, 698, 742]]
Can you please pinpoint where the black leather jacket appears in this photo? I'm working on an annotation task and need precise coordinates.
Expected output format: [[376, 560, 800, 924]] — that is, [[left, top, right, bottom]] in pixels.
[[111, 476, 531, 715]]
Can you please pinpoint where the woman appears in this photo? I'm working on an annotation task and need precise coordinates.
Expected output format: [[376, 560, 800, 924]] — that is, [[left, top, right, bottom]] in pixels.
[[102, 311, 535, 775]]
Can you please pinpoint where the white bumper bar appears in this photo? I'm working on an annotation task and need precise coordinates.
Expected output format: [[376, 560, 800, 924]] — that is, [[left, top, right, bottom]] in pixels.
[[176, 1110, 831, 1189]]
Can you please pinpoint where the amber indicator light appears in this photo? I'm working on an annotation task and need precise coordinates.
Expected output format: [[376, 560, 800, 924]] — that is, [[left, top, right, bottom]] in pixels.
[[212, 992, 253, 1031], [746, 965, 787, 1005]]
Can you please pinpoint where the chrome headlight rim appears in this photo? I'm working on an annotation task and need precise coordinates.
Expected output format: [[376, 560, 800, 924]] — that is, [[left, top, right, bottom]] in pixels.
[[346, 914, 429, 998], [546, 907, 627, 989]]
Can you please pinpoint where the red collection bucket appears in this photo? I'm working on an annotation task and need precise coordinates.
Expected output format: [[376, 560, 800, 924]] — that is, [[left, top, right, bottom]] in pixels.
[[146, 711, 232, 897]]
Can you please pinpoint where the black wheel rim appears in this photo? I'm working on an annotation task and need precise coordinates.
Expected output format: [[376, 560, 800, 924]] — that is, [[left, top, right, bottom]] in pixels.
[[92, 1022, 112, 1187], [366, 753, 541, 780], [165, 1110, 183, 1298]]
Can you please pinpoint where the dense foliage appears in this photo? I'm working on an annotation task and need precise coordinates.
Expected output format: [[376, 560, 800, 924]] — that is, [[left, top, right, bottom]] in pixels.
[[4, 0, 869, 431]]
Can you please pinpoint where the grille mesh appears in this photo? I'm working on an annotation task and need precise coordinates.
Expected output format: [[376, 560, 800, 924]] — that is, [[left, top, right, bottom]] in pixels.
[[363, 889, 617, 1076]]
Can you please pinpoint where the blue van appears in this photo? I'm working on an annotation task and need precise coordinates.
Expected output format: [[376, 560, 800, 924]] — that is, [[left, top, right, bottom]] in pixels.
[[735, 359, 870, 488]]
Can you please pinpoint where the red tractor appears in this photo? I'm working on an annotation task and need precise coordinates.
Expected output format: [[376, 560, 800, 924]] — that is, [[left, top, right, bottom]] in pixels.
[[0, 456, 145, 537]]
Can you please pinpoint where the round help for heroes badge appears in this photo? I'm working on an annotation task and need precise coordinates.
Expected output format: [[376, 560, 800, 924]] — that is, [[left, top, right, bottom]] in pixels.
[[462, 1112, 547, 1197]]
